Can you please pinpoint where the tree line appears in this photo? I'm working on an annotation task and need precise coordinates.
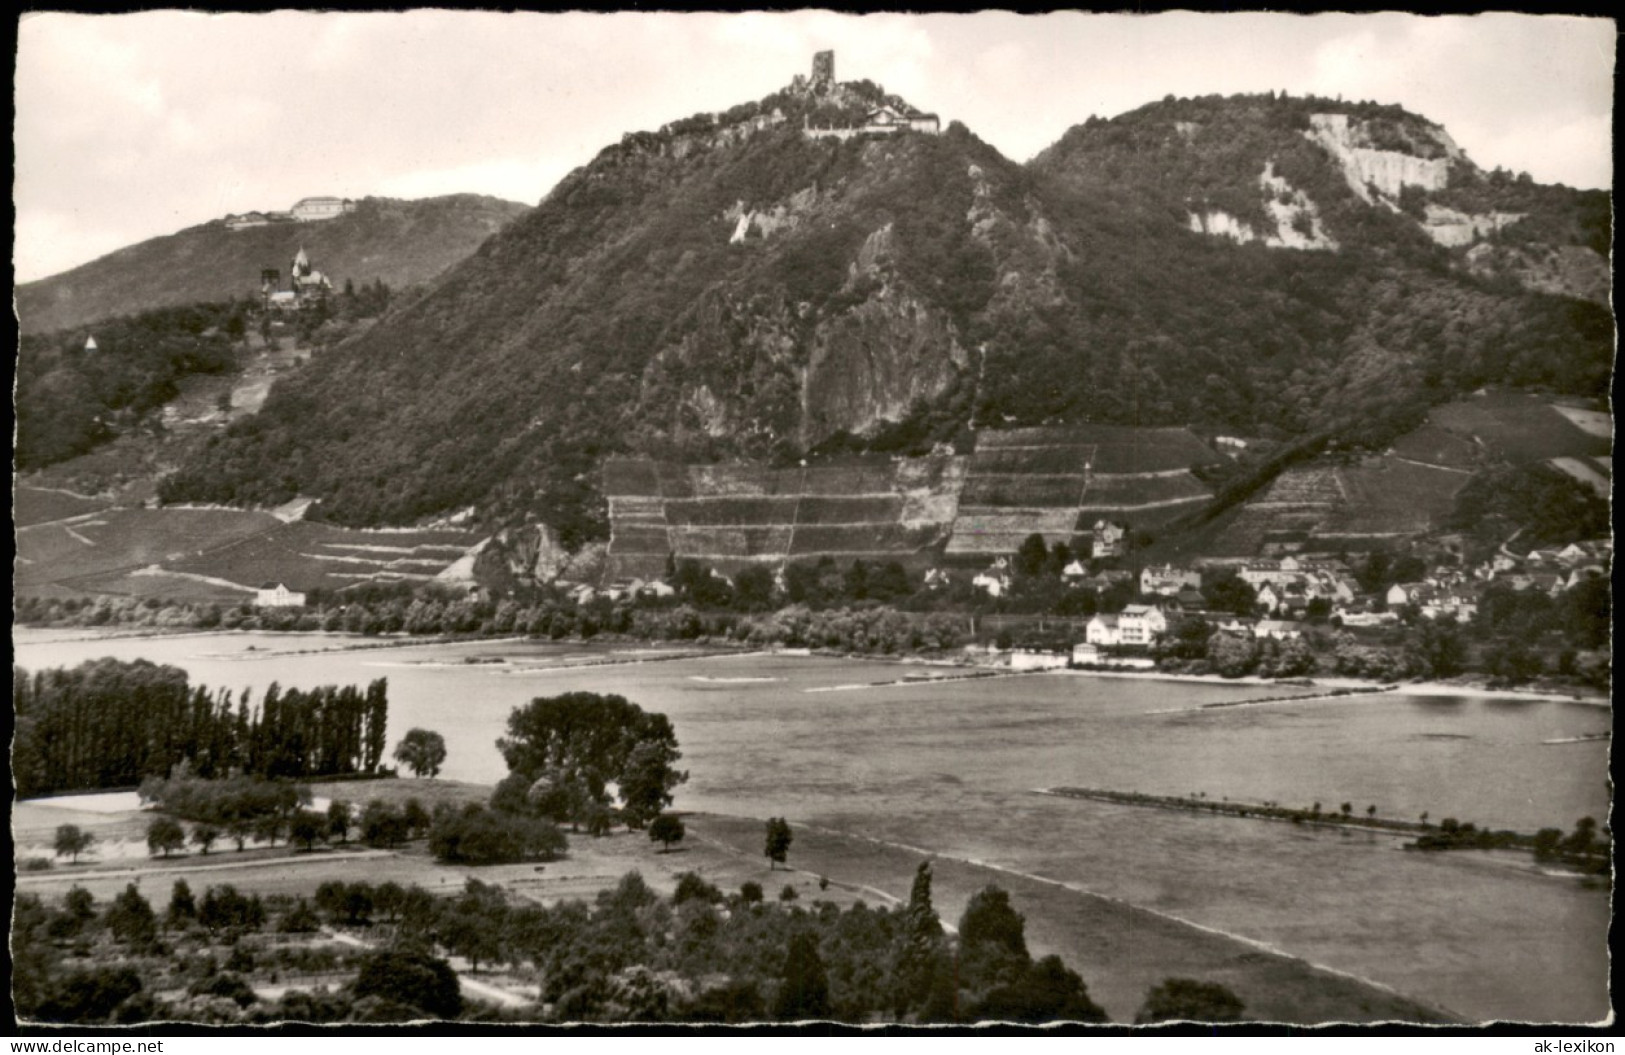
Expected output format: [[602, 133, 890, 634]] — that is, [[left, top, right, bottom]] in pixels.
[[13, 658, 390, 798], [15, 865, 1243, 1024]]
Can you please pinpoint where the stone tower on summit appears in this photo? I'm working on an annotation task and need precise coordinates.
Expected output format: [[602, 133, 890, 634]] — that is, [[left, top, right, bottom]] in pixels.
[[810, 50, 834, 92]]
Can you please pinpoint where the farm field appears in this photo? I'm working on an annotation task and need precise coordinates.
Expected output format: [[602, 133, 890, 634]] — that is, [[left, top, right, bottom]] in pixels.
[[1427, 393, 1609, 463]]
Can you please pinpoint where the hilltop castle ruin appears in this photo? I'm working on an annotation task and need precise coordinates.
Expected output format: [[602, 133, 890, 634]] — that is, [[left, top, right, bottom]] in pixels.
[[796, 51, 941, 139]]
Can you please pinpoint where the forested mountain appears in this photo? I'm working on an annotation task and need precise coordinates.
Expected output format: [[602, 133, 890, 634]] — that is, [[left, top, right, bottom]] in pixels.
[[16, 194, 531, 335], [157, 73, 1612, 546]]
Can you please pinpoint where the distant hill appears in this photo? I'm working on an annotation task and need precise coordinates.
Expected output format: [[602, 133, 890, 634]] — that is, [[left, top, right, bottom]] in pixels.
[[154, 71, 1610, 553], [16, 194, 532, 334]]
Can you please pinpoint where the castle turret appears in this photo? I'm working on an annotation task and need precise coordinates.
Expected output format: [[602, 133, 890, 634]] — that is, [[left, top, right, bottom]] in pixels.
[[811, 50, 834, 93]]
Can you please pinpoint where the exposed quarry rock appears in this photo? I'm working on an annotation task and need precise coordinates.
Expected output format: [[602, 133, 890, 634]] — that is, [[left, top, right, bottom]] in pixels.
[[499, 522, 574, 584], [1421, 203, 1525, 247], [1307, 113, 1454, 202], [1187, 163, 1335, 251]]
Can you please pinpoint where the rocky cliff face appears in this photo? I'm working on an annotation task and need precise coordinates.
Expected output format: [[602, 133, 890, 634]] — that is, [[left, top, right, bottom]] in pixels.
[[1305, 112, 1456, 201]]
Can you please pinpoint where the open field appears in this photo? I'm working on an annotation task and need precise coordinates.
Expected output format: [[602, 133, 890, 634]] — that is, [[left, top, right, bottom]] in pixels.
[[1427, 394, 1609, 463], [14, 786, 1449, 1024]]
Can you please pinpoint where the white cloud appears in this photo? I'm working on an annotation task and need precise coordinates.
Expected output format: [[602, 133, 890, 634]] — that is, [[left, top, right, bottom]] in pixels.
[[13, 12, 1614, 282]]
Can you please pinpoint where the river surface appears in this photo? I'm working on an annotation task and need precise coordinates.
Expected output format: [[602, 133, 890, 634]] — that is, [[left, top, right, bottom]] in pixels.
[[13, 629, 1612, 1023]]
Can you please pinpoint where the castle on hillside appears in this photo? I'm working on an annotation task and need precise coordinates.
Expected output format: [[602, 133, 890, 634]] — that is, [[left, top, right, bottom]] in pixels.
[[262, 247, 333, 311], [797, 51, 941, 140]]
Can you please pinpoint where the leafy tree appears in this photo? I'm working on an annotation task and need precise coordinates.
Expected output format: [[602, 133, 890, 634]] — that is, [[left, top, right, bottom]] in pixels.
[[497, 692, 686, 829], [739, 881, 765, 904], [168, 880, 197, 927], [1202, 569, 1257, 616], [353, 950, 464, 1020], [360, 800, 409, 848], [1135, 977, 1247, 1023], [773, 931, 832, 1020], [393, 728, 448, 779], [958, 884, 1031, 992], [977, 955, 1108, 1023], [105, 884, 157, 947], [147, 816, 186, 858], [649, 813, 686, 853], [54, 824, 94, 863], [673, 871, 724, 906], [290, 811, 326, 852], [765, 817, 793, 870], [327, 800, 353, 843], [190, 824, 219, 855], [33, 966, 144, 1024], [1015, 533, 1050, 579], [892, 861, 947, 1017]]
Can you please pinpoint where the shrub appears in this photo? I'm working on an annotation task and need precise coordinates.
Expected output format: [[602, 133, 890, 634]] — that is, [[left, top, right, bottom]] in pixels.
[[354, 950, 463, 1020], [429, 804, 567, 864]]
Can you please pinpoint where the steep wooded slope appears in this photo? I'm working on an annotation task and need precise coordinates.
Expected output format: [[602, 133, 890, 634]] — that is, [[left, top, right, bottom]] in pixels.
[[17, 194, 531, 334], [160, 84, 1612, 546]]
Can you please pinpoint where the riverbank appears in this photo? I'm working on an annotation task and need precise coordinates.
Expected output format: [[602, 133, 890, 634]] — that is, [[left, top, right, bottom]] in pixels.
[[16, 777, 1453, 1024], [689, 814, 1455, 1024]]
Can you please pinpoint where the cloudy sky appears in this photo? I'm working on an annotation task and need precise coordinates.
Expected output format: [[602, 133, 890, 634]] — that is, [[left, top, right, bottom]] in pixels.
[[14, 11, 1614, 283]]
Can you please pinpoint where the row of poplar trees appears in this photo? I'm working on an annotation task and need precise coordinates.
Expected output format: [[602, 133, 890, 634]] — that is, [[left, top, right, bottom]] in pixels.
[[13, 658, 390, 798]]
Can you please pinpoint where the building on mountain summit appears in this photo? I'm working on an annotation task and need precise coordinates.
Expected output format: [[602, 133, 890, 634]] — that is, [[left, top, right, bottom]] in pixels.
[[291, 196, 356, 222], [797, 51, 941, 138]]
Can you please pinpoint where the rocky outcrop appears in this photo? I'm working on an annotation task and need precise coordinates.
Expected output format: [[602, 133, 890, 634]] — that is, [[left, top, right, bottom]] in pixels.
[[725, 185, 819, 244], [1465, 241, 1612, 305], [1420, 203, 1524, 247], [1188, 163, 1335, 251], [800, 222, 969, 445], [1307, 113, 1454, 202]]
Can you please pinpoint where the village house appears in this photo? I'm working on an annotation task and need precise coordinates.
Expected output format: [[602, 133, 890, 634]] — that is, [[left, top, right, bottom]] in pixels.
[[1253, 619, 1303, 641], [1092, 520, 1128, 559], [1139, 564, 1201, 596], [1257, 583, 1285, 613], [1118, 604, 1168, 645], [1085, 613, 1122, 647], [255, 583, 306, 608], [973, 557, 1011, 598], [1386, 582, 1428, 609], [1070, 642, 1102, 665]]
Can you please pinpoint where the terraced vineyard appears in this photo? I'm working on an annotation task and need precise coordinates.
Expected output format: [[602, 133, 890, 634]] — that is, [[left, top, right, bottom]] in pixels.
[[168, 521, 481, 591], [1208, 455, 1477, 557], [13, 486, 113, 528], [603, 456, 965, 579], [946, 426, 1220, 559], [14, 502, 483, 601], [15, 507, 285, 598]]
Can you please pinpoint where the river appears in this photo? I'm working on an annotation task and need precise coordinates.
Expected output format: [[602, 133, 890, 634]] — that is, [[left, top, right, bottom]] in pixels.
[[12, 629, 1611, 1022]]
